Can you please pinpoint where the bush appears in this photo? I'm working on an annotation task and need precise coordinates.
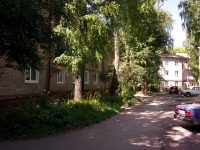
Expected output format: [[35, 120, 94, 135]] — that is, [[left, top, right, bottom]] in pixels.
[[0, 94, 141, 141], [164, 87, 169, 92], [149, 85, 159, 92]]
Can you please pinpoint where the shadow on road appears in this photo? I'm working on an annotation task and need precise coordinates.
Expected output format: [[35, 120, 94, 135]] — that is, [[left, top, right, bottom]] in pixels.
[[181, 125, 200, 133]]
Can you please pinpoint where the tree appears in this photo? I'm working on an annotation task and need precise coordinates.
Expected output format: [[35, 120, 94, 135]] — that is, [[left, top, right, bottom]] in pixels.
[[178, 0, 200, 82], [0, 0, 66, 72], [168, 47, 187, 53], [0, 0, 44, 71], [103, 0, 148, 95], [54, 0, 110, 100], [117, 2, 173, 95]]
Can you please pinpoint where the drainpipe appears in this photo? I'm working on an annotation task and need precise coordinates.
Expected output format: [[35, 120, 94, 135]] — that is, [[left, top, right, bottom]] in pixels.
[[48, 3, 52, 94]]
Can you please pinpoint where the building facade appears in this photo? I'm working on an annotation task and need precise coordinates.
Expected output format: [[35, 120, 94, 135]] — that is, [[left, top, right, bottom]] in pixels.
[[159, 53, 197, 90], [0, 52, 113, 107]]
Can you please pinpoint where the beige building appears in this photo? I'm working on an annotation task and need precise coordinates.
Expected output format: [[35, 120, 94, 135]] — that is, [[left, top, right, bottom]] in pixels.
[[159, 52, 197, 90]]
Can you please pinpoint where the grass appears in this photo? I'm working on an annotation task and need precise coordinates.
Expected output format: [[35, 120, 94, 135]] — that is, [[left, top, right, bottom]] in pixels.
[[0, 93, 141, 141]]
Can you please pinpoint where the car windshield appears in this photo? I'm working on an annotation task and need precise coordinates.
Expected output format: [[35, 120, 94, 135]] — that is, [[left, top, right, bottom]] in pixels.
[[194, 95, 200, 103]]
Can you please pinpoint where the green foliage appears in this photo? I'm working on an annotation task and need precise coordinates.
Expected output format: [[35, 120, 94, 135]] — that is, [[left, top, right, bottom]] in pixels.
[[99, 66, 113, 83], [168, 47, 187, 53], [116, 3, 173, 95], [179, 0, 200, 82], [54, 1, 110, 73], [149, 84, 160, 92], [0, 0, 66, 71], [0, 94, 141, 141], [39, 92, 49, 108], [164, 87, 169, 92], [122, 96, 141, 108], [60, 92, 67, 100]]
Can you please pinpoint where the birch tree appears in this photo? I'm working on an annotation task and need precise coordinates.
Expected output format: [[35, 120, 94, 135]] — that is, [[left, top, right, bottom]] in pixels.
[[179, 0, 200, 82], [54, 0, 110, 100]]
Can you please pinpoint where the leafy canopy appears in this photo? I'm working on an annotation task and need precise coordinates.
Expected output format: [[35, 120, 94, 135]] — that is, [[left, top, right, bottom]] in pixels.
[[0, 0, 66, 71]]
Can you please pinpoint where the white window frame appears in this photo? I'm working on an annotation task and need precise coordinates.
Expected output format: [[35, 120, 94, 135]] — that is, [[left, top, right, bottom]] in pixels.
[[25, 68, 39, 83], [175, 61, 178, 66], [84, 71, 89, 84], [165, 81, 168, 86], [175, 81, 178, 86], [93, 73, 98, 84], [175, 71, 178, 76], [57, 68, 65, 83], [165, 70, 169, 75]]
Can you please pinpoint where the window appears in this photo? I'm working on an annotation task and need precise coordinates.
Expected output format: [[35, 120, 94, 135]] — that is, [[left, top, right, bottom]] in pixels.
[[165, 70, 169, 75], [165, 61, 168, 65], [175, 61, 178, 66], [84, 71, 89, 84], [57, 69, 65, 83], [175, 81, 178, 86], [25, 68, 39, 83], [165, 81, 168, 86], [175, 71, 178, 76], [93, 73, 98, 84]]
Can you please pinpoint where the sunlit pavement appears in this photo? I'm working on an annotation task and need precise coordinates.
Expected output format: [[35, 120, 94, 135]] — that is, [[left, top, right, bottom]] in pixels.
[[1, 93, 200, 150], [155, 93, 200, 150]]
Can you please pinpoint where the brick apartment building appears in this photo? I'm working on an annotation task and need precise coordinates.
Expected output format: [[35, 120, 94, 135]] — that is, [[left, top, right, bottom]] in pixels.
[[0, 51, 113, 108]]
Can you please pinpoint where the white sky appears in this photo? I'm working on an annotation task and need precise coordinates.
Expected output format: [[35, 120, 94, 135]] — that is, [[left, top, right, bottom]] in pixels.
[[161, 0, 186, 47]]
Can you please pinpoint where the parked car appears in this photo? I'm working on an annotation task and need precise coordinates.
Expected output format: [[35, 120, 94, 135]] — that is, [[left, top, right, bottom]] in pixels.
[[174, 95, 200, 125], [169, 86, 179, 94], [181, 86, 200, 97]]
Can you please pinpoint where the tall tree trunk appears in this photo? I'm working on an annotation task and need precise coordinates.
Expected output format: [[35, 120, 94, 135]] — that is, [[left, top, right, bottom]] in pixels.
[[73, 2, 86, 100], [114, 28, 120, 72], [110, 25, 120, 95], [109, 68, 118, 95], [142, 82, 148, 96], [74, 70, 84, 100]]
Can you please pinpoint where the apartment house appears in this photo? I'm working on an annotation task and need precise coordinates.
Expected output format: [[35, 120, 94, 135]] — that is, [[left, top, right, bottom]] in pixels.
[[0, 52, 113, 108], [159, 52, 197, 90]]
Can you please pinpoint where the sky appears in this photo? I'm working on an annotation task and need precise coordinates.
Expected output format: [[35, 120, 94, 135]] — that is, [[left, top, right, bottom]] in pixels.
[[161, 0, 186, 47]]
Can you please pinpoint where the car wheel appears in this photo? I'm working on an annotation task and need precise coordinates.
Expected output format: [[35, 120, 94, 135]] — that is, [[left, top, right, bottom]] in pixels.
[[185, 92, 191, 97]]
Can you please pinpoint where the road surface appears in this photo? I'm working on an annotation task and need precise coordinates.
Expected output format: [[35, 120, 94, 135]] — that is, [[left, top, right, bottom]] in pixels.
[[1, 92, 200, 150]]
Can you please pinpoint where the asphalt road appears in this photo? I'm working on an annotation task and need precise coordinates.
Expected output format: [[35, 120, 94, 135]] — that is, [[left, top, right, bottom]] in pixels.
[[1, 92, 200, 150]]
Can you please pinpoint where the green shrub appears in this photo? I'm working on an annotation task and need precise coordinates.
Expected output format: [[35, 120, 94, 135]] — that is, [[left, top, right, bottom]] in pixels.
[[164, 87, 169, 92], [60, 92, 67, 100], [39, 92, 49, 108], [0, 94, 140, 141], [149, 85, 159, 92]]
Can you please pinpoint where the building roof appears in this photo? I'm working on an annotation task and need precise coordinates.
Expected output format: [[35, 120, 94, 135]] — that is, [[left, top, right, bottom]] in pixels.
[[159, 52, 188, 59]]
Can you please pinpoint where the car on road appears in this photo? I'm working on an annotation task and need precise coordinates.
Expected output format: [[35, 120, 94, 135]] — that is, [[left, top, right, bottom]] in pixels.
[[181, 86, 200, 97], [169, 86, 179, 94], [174, 95, 200, 125]]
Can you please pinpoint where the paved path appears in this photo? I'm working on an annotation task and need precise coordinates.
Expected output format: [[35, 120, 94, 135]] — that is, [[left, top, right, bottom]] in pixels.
[[1, 93, 199, 150]]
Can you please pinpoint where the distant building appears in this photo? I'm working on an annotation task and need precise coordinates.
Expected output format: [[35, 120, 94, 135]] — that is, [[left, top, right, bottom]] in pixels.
[[159, 52, 197, 90]]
